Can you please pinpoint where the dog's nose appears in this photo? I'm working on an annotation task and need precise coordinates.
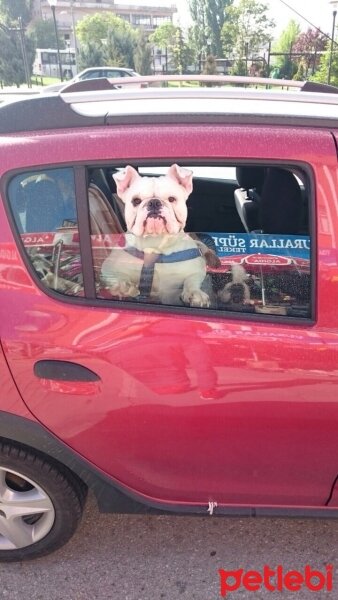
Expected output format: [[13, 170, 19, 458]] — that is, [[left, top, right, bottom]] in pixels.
[[147, 198, 162, 212]]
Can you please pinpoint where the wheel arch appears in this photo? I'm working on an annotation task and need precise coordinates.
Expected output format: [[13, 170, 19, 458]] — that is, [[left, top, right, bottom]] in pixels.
[[0, 411, 145, 514]]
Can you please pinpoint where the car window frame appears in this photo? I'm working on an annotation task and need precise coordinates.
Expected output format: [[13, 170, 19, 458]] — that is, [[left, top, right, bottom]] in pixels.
[[3, 158, 316, 325]]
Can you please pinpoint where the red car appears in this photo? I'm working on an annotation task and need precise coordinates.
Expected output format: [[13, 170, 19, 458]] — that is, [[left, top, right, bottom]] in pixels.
[[0, 75, 337, 561]]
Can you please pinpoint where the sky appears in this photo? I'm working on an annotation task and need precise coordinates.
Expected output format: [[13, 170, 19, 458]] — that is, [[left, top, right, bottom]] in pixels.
[[116, 0, 335, 38]]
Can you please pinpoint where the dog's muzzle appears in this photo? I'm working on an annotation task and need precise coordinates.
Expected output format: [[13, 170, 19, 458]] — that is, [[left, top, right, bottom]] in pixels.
[[146, 198, 163, 217]]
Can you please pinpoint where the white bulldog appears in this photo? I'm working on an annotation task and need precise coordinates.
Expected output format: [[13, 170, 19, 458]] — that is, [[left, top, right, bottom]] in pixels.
[[101, 164, 210, 307]]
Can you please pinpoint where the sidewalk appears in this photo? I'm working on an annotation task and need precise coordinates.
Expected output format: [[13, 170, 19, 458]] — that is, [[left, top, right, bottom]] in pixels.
[[0, 84, 41, 103]]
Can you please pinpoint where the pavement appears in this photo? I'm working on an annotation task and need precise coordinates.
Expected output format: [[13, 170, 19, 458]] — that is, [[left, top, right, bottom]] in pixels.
[[0, 493, 337, 599], [0, 84, 42, 103]]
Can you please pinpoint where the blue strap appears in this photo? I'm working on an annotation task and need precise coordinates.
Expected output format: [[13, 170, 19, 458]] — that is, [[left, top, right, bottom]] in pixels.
[[124, 246, 201, 263], [124, 246, 202, 299]]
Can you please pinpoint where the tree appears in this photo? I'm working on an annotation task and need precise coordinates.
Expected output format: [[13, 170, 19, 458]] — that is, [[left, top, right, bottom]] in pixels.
[[103, 27, 136, 69], [189, 0, 233, 58], [78, 41, 105, 71], [271, 20, 300, 79], [28, 19, 66, 50], [134, 30, 152, 75], [292, 28, 328, 78], [149, 23, 189, 72], [149, 22, 179, 52], [0, 0, 32, 26], [221, 0, 275, 75], [0, 27, 35, 85], [76, 12, 134, 46], [311, 40, 338, 86], [76, 12, 137, 70], [202, 54, 219, 85]]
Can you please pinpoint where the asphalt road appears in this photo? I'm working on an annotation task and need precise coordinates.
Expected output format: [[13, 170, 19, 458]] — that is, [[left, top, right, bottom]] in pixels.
[[0, 494, 337, 600]]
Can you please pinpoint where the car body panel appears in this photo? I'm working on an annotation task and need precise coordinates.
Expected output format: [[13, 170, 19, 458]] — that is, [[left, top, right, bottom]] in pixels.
[[0, 343, 35, 420], [1, 122, 338, 509]]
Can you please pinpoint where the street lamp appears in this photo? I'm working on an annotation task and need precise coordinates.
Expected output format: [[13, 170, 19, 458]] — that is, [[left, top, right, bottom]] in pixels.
[[70, 0, 79, 72], [328, 0, 338, 84], [48, 0, 63, 81]]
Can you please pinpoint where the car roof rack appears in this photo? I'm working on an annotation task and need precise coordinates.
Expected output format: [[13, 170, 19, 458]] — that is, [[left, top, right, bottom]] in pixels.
[[58, 74, 338, 95], [0, 75, 337, 135]]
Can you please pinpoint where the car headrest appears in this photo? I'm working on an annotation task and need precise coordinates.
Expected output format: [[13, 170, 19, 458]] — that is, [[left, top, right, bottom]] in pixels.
[[260, 168, 302, 234], [236, 166, 266, 192]]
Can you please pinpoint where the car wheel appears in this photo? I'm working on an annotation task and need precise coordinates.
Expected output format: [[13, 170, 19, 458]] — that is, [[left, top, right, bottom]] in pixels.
[[0, 441, 87, 561]]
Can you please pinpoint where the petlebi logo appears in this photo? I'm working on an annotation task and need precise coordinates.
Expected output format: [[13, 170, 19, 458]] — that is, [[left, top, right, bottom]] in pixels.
[[218, 565, 333, 596]]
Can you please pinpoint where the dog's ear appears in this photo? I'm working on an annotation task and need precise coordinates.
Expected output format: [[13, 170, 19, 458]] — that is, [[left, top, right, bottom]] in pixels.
[[113, 166, 139, 198], [167, 164, 193, 196]]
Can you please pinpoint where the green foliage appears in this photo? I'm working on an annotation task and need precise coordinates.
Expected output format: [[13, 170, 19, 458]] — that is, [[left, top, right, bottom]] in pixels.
[[150, 23, 190, 72], [311, 41, 338, 86], [221, 0, 275, 74], [76, 12, 137, 70], [134, 30, 152, 75], [202, 54, 219, 84], [292, 28, 328, 78], [293, 61, 305, 80], [189, 0, 233, 58], [76, 12, 133, 46], [78, 41, 105, 71], [28, 19, 66, 50], [149, 22, 179, 51], [203, 54, 218, 75], [103, 27, 136, 68], [0, 27, 35, 85], [271, 20, 300, 78], [0, 0, 32, 26]]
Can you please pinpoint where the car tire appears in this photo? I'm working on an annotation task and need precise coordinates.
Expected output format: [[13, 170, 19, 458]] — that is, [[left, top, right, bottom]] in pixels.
[[0, 441, 87, 561]]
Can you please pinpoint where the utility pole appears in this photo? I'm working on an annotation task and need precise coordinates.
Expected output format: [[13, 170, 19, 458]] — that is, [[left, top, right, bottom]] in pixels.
[[18, 17, 31, 88]]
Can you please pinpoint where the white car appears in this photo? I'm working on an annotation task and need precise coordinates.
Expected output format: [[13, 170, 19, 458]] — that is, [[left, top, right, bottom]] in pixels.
[[42, 66, 143, 93]]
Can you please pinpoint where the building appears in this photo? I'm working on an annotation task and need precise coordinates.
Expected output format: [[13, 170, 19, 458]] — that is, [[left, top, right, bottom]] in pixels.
[[32, 1, 177, 49]]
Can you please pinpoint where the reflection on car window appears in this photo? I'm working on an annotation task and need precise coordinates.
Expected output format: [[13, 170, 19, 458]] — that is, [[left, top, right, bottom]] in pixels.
[[7, 163, 312, 318], [8, 168, 83, 296]]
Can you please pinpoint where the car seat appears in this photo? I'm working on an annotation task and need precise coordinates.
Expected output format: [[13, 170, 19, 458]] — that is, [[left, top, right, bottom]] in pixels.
[[88, 183, 124, 236], [89, 168, 126, 231], [260, 168, 302, 234], [234, 166, 266, 233]]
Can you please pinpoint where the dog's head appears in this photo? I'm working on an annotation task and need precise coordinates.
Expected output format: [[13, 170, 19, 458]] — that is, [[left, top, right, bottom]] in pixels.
[[113, 164, 193, 236]]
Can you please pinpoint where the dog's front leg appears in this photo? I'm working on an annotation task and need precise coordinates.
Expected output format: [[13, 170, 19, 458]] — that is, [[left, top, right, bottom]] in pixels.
[[102, 275, 140, 300], [181, 274, 210, 308]]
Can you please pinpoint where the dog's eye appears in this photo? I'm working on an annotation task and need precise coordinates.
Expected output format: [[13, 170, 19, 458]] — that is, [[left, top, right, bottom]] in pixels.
[[168, 196, 176, 203], [132, 197, 142, 206]]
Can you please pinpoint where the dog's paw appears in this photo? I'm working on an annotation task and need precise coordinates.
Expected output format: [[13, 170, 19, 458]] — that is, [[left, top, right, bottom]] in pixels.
[[181, 289, 210, 308], [108, 279, 140, 299]]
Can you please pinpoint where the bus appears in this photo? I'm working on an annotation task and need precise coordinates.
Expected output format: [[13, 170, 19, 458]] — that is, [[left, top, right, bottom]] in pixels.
[[33, 48, 77, 80]]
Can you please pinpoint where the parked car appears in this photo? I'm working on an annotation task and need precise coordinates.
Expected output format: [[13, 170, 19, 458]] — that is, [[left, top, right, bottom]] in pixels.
[[41, 66, 143, 93], [0, 75, 337, 561]]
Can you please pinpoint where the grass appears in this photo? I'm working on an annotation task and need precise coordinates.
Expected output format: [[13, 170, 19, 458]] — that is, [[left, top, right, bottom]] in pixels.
[[31, 75, 62, 87]]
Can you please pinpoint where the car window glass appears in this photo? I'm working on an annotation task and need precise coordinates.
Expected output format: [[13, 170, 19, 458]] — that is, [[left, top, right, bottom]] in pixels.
[[107, 70, 123, 78], [8, 168, 84, 297], [89, 164, 311, 319], [83, 70, 102, 79]]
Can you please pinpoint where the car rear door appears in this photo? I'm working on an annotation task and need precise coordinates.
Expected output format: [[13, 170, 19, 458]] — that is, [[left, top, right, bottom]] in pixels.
[[1, 123, 338, 511]]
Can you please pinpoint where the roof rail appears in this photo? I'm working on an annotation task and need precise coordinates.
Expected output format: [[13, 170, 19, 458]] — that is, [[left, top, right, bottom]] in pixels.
[[0, 75, 337, 135], [58, 74, 338, 95]]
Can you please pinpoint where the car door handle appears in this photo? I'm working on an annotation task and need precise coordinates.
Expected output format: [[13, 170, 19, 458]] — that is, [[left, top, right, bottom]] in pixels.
[[34, 360, 101, 382]]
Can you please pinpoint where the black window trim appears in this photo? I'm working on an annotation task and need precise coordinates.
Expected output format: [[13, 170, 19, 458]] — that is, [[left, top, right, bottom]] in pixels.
[[73, 165, 96, 299]]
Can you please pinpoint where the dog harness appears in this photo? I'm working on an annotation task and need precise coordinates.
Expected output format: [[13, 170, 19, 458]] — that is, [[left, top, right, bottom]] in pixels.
[[124, 246, 201, 298]]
